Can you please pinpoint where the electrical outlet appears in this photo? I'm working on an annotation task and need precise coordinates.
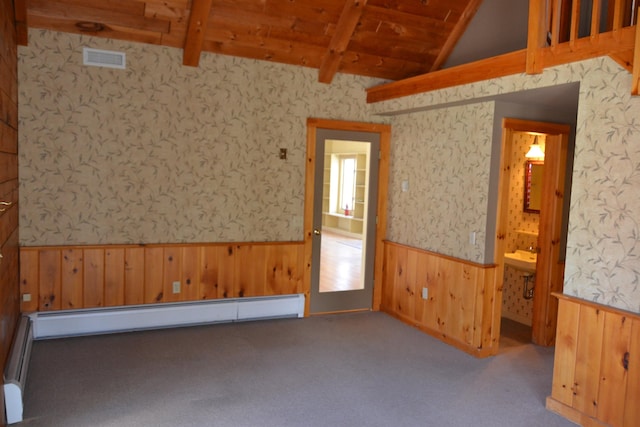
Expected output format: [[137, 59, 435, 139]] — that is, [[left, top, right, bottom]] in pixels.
[[22, 293, 32, 302], [421, 287, 428, 300], [172, 281, 181, 294]]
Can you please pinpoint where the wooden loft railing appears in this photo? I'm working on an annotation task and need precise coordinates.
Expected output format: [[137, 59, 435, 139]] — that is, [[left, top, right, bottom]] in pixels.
[[528, 0, 637, 73], [367, 0, 640, 103]]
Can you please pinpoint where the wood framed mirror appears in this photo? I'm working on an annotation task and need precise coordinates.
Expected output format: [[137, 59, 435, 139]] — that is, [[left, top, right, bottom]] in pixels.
[[524, 160, 544, 213]]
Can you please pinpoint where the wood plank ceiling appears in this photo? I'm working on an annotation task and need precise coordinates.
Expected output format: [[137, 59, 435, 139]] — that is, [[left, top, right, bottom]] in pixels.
[[14, 0, 483, 83]]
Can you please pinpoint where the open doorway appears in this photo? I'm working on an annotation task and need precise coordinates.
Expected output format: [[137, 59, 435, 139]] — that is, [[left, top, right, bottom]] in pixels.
[[496, 119, 572, 348]]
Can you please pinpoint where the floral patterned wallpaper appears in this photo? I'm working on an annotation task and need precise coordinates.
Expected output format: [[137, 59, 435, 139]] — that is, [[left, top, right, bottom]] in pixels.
[[18, 30, 383, 245], [387, 102, 494, 264], [382, 57, 640, 314]]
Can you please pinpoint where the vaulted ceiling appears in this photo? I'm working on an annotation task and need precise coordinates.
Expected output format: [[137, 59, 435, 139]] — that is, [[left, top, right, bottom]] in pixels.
[[14, 0, 483, 82]]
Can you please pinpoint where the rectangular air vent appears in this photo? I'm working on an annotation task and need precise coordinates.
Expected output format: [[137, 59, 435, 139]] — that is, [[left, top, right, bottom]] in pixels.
[[83, 47, 126, 69]]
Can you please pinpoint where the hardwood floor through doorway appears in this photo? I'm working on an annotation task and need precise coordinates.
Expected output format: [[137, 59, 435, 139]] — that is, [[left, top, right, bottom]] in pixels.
[[319, 230, 363, 293]]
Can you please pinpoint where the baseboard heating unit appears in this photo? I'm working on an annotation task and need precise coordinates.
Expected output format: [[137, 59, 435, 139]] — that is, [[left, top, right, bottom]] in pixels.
[[4, 314, 33, 424], [4, 294, 304, 423]]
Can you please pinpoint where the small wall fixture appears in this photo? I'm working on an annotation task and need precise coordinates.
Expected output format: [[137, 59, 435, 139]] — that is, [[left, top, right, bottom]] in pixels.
[[525, 136, 545, 160]]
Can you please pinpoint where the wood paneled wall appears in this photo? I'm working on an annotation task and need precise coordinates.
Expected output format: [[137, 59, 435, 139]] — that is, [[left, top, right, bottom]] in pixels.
[[546, 294, 640, 427], [381, 241, 500, 357], [1, 0, 20, 423], [20, 242, 305, 312]]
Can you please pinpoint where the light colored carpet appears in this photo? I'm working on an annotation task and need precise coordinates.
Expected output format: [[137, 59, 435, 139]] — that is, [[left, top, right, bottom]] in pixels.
[[22, 312, 574, 427]]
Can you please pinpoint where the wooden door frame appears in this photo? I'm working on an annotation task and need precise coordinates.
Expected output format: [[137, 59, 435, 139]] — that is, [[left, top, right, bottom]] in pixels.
[[303, 118, 391, 316], [496, 118, 570, 346]]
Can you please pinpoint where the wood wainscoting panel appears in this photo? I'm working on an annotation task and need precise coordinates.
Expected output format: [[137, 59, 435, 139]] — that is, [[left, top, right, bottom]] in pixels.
[[61, 248, 83, 310], [626, 319, 640, 426], [162, 246, 182, 304], [38, 250, 62, 310], [20, 242, 305, 313], [547, 294, 640, 427], [145, 247, 165, 304], [573, 305, 605, 418], [124, 247, 145, 305], [105, 248, 126, 306], [181, 246, 201, 302], [235, 244, 266, 298], [83, 248, 105, 308], [381, 241, 500, 357], [200, 245, 235, 300]]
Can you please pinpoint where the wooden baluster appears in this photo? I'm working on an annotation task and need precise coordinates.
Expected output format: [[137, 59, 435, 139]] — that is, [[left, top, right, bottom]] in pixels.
[[570, 0, 581, 47], [591, 0, 603, 39], [549, 0, 563, 47]]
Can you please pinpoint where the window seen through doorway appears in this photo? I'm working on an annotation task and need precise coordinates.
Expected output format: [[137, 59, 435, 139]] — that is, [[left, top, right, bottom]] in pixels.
[[339, 156, 356, 214]]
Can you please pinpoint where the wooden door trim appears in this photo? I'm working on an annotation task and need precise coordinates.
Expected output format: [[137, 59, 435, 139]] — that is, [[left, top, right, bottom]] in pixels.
[[498, 118, 571, 346], [304, 118, 391, 316], [533, 131, 569, 345]]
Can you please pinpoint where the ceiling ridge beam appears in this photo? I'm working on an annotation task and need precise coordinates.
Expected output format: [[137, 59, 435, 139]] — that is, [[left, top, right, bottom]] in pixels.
[[318, 0, 368, 84], [183, 0, 214, 67]]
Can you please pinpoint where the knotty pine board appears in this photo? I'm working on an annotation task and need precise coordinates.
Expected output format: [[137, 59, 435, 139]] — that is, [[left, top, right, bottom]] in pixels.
[[548, 294, 640, 427], [20, 242, 305, 312], [381, 241, 499, 357]]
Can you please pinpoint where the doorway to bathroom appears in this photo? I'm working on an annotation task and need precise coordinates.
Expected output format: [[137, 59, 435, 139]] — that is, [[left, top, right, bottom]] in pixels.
[[496, 118, 571, 347]]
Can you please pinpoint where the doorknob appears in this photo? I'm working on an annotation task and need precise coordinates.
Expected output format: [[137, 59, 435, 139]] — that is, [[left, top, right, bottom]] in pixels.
[[313, 229, 321, 235]]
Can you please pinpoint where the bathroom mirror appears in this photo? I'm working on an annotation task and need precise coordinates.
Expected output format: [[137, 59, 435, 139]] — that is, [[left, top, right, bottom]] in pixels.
[[524, 160, 544, 213]]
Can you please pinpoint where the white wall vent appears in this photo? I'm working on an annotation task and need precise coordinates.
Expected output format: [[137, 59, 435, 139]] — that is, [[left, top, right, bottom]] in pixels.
[[83, 47, 126, 69]]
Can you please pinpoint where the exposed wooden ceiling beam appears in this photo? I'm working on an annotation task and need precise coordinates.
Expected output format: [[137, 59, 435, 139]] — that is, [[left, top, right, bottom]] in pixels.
[[318, 0, 368, 84], [366, 50, 527, 103], [429, 0, 483, 72], [183, 0, 214, 67], [14, 0, 29, 45], [29, 0, 171, 34]]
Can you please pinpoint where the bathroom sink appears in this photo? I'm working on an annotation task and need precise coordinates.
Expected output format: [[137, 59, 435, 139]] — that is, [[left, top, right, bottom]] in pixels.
[[504, 250, 537, 273]]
